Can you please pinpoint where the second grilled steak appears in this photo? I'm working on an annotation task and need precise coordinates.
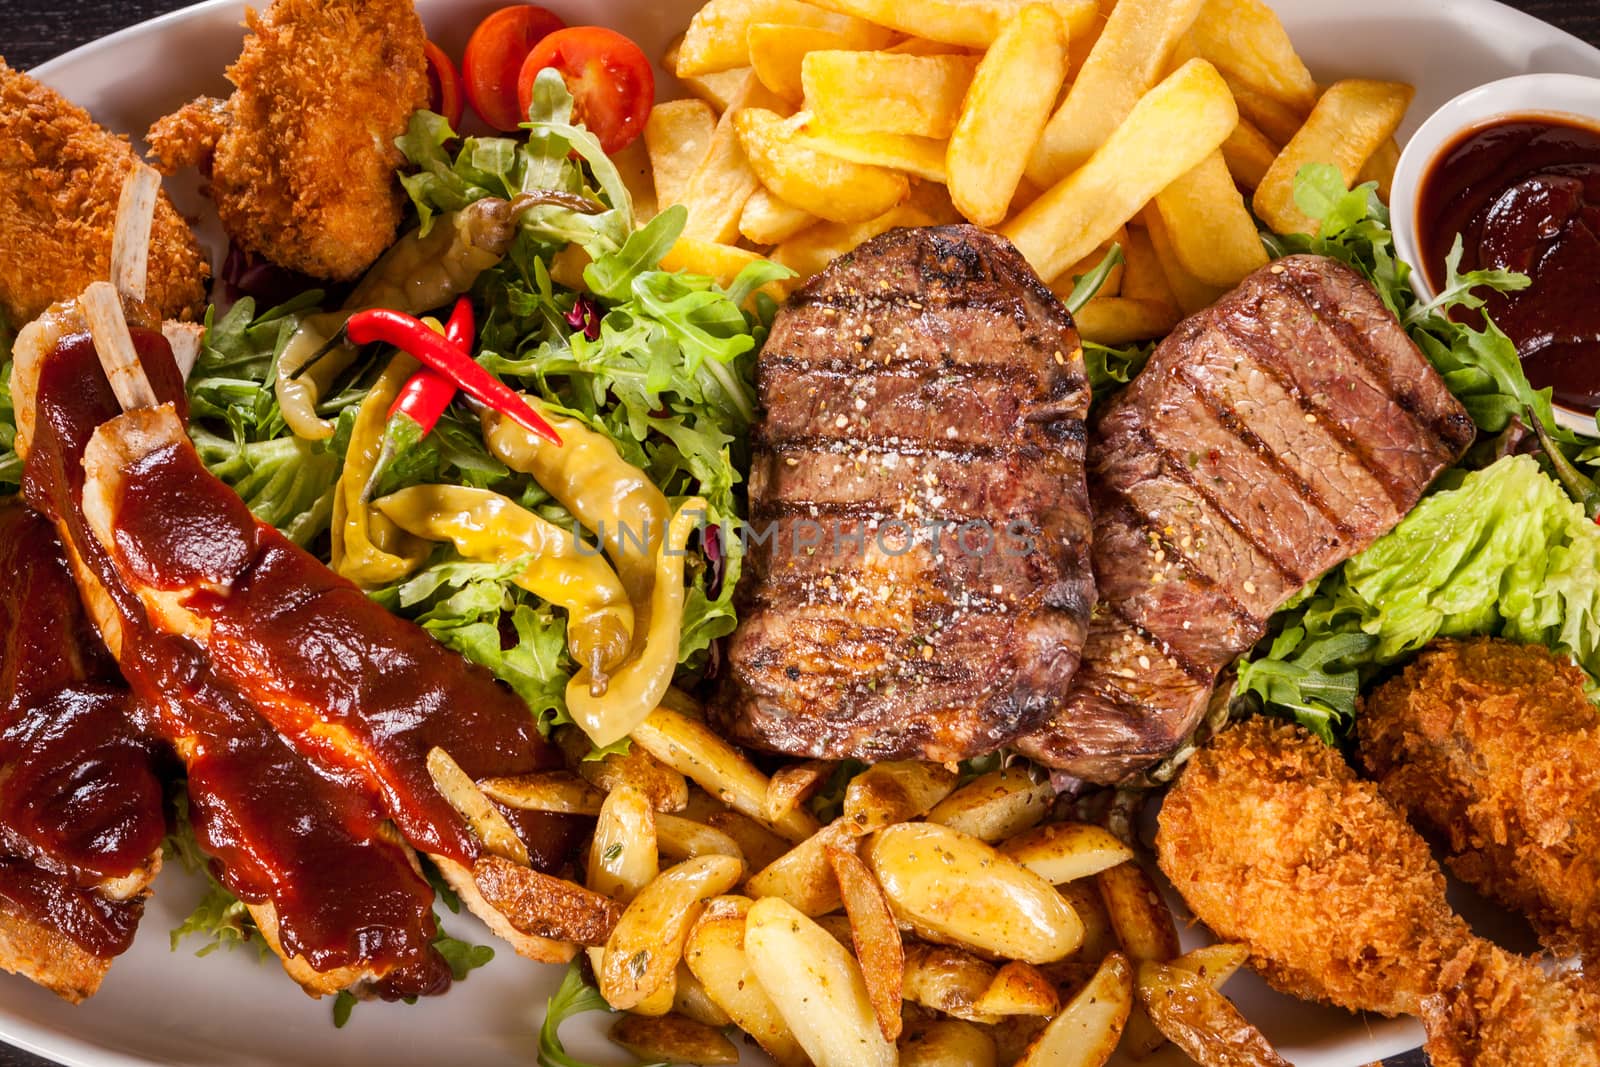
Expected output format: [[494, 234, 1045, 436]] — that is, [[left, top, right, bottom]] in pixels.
[[717, 225, 1095, 762], [1017, 254, 1476, 782]]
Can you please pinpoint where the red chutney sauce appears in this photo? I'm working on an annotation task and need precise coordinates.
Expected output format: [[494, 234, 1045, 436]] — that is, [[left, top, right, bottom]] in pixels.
[[1417, 114, 1600, 413]]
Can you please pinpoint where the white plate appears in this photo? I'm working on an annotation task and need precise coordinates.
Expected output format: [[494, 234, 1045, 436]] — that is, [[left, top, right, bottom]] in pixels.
[[10, 1, 1600, 1065]]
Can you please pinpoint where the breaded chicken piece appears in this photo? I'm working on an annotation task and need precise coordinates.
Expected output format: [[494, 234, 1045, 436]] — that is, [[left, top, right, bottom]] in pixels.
[[1156, 716, 1473, 1016], [0, 59, 208, 329], [1420, 941, 1600, 1067], [146, 0, 428, 281], [1360, 638, 1600, 962], [1159, 717, 1600, 1065]]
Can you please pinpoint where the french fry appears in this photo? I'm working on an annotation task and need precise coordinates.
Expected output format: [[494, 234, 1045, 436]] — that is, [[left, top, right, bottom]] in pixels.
[[899, 1018, 998, 1067], [792, 122, 949, 182], [1003, 59, 1238, 283], [684, 896, 810, 1067], [999, 822, 1136, 885], [735, 107, 910, 222], [1013, 951, 1133, 1067], [655, 813, 748, 870], [763, 759, 836, 825], [747, 815, 859, 915], [1253, 79, 1414, 235], [947, 4, 1069, 226], [611, 137, 656, 222], [740, 187, 819, 244], [1120, 224, 1177, 307], [802, 51, 978, 138], [683, 66, 755, 112], [887, 36, 971, 56], [1188, 0, 1317, 113], [844, 760, 959, 828], [588, 785, 658, 903], [1066, 297, 1178, 346], [679, 72, 787, 242], [902, 942, 1000, 1023], [1224, 75, 1308, 146], [770, 202, 935, 282], [599, 855, 744, 1011], [673, 963, 734, 1027], [1221, 117, 1280, 190], [556, 726, 688, 814], [907, 179, 963, 224], [1137, 960, 1291, 1067], [1142, 207, 1229, 314], [807, 0, 1095, 49], [425, 747, 528, 866], [631, 705, 821, 842], [658, 237, 770, 293], [479, 771, 606, 816], [868, 822, 1084, 963], [610, 1013, 739, 1065], [1359, 135, 1401, 201], [1153, 150, 1269, 287], [926, 766, 1053, 843], [971, 960, 1060, 1017], [748, 21, 896, 102], [1027, 0, 1207, 184], [827, 846, 904, 1041], [745, 897, 897, 1067], [678, 0, 884, 75], [1096, 861, 1181, 965], [644, 99, 717, 209]]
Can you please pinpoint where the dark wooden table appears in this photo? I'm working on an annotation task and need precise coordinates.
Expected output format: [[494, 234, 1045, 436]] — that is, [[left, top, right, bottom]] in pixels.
[[1, 1, 1597, 1066]]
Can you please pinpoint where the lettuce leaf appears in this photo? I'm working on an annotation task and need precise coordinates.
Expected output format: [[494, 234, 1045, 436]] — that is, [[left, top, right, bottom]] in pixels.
[[1238, 456, 1600, 740], [0, 319, 18, 491]]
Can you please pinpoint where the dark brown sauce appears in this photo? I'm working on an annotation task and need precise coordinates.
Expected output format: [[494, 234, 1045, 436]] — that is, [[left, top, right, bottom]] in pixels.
[[1418, 114, 1600, 413], [110, 439, 582, 872], [0, 501, 164, 957], [24, 333, 449, 996]]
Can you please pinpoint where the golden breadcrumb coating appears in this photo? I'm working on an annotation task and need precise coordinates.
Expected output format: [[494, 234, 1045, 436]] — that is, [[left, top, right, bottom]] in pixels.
[[1360, 638, 1600, 962], [1156, 716, 1473, 1016], [1420, 941, 1600, 1067], [0, 59, 209, 330], [147, 0, 429, 281]]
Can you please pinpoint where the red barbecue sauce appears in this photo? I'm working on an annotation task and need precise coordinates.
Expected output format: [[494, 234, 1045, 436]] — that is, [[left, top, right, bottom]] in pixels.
[[1418, 114, 1600, 413]]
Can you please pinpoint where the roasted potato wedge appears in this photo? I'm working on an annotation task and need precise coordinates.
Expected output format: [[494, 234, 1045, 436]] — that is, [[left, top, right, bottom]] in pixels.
[[745, 896, 897, 1067], [684, 896, 810, 1067], [599, 855, 744, 1011], [747, 815, 859, 915], [1013, 951, 1133, 1067], [902, 942, 1000, 1024], [1000, 821, 1136, 885], [1137, 960, 1291, 1067], [828, 845, 905, 1041], [971, 960, 1060, 1017], [926, 766, 1053, 842], [844, 760, 960, 829], [899, 1018, 998, 1067], [763, 759, 836, 825], [610, 1012, 740, 1065]]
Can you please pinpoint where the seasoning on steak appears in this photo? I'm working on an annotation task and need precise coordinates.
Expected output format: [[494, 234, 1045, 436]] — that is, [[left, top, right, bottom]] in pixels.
[[1016, 254, 1476, 783], [716, 224, 1095, 762]]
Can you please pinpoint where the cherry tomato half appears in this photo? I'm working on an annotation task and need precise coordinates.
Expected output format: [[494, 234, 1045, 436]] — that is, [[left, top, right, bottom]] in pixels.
[[423, 39, 464, 130], [516, 26, 655, 154], [463, 5, 566, 132]]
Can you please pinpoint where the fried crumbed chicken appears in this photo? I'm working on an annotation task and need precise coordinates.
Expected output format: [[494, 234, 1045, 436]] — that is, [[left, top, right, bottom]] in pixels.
[[1158, 717, 1600, 1064], [146, 0, 428, 281], [0, 59, 208, 329], [1157, 716, 1473, 1016], [1359, 638, 1600, 962], [1420, 941, 1600, 1067]]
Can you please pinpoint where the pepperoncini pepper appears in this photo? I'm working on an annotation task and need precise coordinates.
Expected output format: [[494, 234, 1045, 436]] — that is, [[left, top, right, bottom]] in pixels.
[[276, 193, 559, 441], [373, 484, 635, 691], [566, 498, 706, 749], [330, 353, 431, 586]]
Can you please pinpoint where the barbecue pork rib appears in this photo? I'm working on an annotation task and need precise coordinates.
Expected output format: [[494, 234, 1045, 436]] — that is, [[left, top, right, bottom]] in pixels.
[[1017, 255, 1476, 782], [0, 499, 165, 1002], [718, 225, 1095, 762], [15, 313, 454, 997]]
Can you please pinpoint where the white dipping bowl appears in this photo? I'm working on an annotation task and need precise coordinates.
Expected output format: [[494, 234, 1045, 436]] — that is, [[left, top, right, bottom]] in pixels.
[[1391, 73, 1600, 436]]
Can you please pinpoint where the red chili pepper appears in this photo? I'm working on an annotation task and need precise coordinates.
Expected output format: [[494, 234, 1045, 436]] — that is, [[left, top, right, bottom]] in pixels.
[[350, 306, 561, 445], [386, 298, 475, 434]]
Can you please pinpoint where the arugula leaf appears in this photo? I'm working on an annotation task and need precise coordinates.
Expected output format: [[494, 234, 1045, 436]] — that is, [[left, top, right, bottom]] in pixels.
[[433, 922, 495, 981], [1403, 236, 1531, 329], [537, 962, 665, 1067], [1063, 243, 1125, 314], [332, 991, 358, 1029], [1084, 340, 1154, 396]]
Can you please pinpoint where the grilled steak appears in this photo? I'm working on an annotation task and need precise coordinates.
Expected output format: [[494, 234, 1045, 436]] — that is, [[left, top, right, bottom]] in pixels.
[[717, 225, 1095, 762], [1017, 254, 1476, 782]]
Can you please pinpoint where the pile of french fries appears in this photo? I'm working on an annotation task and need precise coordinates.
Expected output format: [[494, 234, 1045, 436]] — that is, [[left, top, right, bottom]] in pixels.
[[456, 688, 1288, 1066], [622, 0, 1413, 348]]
